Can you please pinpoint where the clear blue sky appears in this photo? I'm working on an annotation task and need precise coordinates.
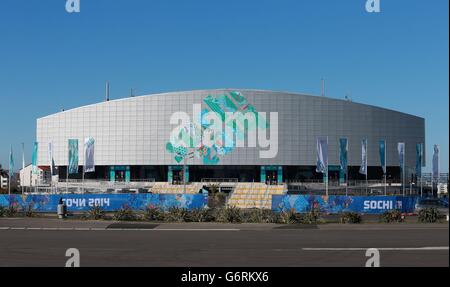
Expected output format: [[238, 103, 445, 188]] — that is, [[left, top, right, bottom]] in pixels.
[[0, 0, 448, 172]]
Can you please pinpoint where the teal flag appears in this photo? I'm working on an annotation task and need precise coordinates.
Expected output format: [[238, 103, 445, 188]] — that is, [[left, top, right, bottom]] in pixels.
[[379, 140, 386, 174], [416, 143, 423, 178], [31, 142, 39, 175], [9, 146, 14, 177], [339, 138, 348, 172], [68, 139, 79, 174]]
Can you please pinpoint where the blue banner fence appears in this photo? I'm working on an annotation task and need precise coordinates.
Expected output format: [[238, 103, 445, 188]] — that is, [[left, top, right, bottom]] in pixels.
[[0, 194, 208, 213], [1, 194, 424, 214], [272, 195, 420, 214]]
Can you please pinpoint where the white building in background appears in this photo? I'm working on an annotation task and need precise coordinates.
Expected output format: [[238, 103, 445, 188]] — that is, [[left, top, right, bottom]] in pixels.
[[0, 174, 8, 189], [438, 184, 448, 196], [19, 164, 45, 187], [36, 89, 425, 184]]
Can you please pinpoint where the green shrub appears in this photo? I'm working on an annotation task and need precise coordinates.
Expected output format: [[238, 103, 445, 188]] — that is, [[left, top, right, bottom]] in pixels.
[[165, 207, 189, 222], [184, 208, 214, 223], [418, 208, 441, 223], [340, 212, 362, 224], [144, 207, 166, 222], [278, 209, 302, 224], [5, 205, 18, 218], [380, 210, 403, 223], [300, 208, 322, 224], [0, 206, 6, 217], [23, 203, 36, 218], [216, 206, 242, 223], [113, 207, 137, 221], [83, 205, 106, 220], [208, 192, 227, 209], [241, 209, 279, 223]]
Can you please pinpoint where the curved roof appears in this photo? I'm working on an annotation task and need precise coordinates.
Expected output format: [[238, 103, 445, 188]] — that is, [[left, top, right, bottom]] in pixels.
[[38, 89, 423, 121]]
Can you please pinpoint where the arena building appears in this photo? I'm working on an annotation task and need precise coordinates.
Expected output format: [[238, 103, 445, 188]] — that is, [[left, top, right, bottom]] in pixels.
[[35, 89, 425, 186]]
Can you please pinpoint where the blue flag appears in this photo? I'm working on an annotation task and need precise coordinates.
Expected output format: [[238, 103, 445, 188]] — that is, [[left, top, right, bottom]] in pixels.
[[339, 138, 348, 172], [379, 140, 386, 174]]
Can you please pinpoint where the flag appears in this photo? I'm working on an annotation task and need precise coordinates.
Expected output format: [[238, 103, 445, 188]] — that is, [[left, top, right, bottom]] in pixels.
[[359, 139, 368, 175], [31, 142, 39, 175], [379, 140, 386, 174], [398, 143, 405, 171], [339, 138, 348, 172], [68, 139, 79, 174], [9, 146, 14, 178], [22, 143, 25, 171], [316, 137, 328, 173], [416, 143, 423, 178], [432, 145, 440, 181], [84, 137, 95, 173], [48, 142, 57, 176]]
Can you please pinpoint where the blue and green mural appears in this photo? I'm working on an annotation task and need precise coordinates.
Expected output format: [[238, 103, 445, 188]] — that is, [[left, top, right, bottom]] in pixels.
[[0, 194, 208, 212], [272, 195, 420, 214], [166, 91, 269, 165]]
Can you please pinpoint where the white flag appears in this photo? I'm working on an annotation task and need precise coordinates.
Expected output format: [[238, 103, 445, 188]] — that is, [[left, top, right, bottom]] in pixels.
[[316, 137, 328, 173], [84, 138, 95, 173], [398, 143, 405, 171], [432, 145, 440, 181], [359, 139, 368, 175], [48, 142, 55, 176]]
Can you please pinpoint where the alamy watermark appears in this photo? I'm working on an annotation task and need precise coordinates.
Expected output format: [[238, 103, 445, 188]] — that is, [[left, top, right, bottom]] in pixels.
[[169, 105, 279, 160], [66, 0, 80, 13], [366, 0, 381, 13], [366, 248, 381, 267], [65, 248, 81, 267], [65, 1, 379, 14]]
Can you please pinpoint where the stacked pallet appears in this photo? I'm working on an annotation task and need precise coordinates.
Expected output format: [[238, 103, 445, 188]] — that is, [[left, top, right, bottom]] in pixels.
[[227, 183, 286, 209], [150, 182, 203, 194]]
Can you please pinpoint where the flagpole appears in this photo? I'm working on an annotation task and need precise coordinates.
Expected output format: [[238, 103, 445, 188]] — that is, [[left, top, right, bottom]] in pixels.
[[384, 140, 387, 196], [419, 144, 423, 197], [326, 137, 329, 197], [82, 152, 85, 194], [403, 148, 406, 197], [346, 165, 348, 197], [346, 139, 349, 197], [366, 140, 368, 196], [82, 165, 85, 194], [49, 143, 52, 193], [420, 144, 423, 197], [404, 143, 406, 197], [66, 154, 69, 193], [9, 145, 12, 196], [21, 143, 24, 195]]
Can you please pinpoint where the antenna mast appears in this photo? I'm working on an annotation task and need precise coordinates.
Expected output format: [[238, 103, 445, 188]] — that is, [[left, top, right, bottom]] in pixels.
[[106, 81, 110, 102], [321, 78, 325, 97]]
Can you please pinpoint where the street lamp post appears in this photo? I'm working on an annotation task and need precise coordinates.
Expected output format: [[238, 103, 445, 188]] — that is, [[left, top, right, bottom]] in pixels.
[[183, 151, 195, 194]]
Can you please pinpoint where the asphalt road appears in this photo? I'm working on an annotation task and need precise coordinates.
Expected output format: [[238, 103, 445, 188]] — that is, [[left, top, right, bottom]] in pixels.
[[0, 219, 448, 267]]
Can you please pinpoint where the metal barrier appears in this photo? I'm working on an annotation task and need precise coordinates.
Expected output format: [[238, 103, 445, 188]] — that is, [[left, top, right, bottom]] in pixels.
[[201, 178, 239, 183]]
